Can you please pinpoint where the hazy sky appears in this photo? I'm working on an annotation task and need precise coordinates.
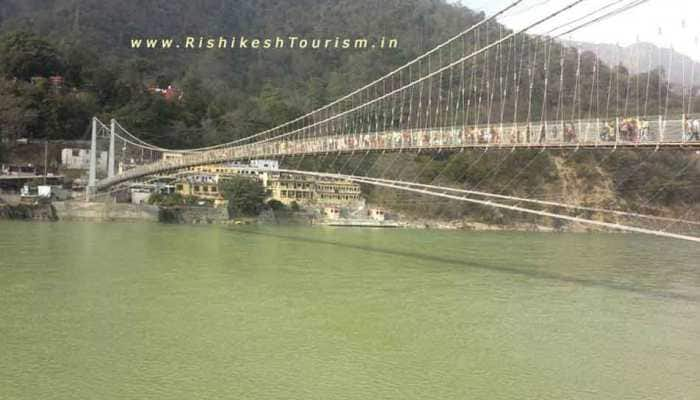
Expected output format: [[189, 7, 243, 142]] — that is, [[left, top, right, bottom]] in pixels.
[[458, 0, 700, 61]]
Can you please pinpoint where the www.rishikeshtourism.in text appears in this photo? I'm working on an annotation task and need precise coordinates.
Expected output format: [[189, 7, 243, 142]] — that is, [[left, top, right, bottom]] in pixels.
[[130, 36, 399, 50]]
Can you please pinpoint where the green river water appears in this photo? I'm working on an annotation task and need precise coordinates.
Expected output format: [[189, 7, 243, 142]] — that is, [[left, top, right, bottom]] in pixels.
[[1, 221, 698, 399]]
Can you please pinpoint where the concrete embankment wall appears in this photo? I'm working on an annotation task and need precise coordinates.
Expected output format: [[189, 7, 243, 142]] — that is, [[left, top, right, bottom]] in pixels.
[[52, 201, 159, 222], [52, 202, 232, 224]]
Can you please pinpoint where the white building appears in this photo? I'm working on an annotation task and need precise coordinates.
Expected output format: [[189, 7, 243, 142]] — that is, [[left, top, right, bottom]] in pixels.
[[61, 148, 108, 172], [38, 185, 70, 200], [249, 159, 279, 170], [22, 185, 69, 200], [130, 189, 152, 205], [369, 208, 386, 221], [324, 207, 341, 220], [129, 183, 175, 205]]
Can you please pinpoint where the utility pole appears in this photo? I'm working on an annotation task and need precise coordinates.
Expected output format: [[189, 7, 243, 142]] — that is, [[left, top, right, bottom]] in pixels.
[[87, 117, 97, 200], [43, 140, 48, 185], [108, 119, 116, 178]]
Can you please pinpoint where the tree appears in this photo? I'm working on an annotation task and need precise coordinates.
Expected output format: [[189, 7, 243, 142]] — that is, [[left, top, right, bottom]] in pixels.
[[148, 192, 199, 207], [267, 199, 287, 211], [254, 83, 302, 127], [219, 176, 267, 217], [0, 128, 5, 162], [0, 31, 63, 81], [44, 92, 98, 140], [0, 78, 37, 141]]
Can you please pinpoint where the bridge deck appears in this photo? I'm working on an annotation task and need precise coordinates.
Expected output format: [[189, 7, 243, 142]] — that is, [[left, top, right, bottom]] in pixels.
[[97, 119, 700, 189]]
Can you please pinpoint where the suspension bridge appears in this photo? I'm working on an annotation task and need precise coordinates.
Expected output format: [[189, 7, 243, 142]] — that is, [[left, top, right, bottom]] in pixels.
[[84, 0, 700, 242]]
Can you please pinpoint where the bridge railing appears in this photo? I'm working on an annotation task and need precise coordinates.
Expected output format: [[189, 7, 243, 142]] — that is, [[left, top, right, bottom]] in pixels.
[[97, 114, 700, 189], [238, 116, 692, 158]]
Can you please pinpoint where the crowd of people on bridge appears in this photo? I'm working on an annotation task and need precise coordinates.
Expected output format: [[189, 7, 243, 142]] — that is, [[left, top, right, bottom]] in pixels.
[[176, 114, 697, 164], [598, 118, 652, 142], [258, 116, 692, 156]]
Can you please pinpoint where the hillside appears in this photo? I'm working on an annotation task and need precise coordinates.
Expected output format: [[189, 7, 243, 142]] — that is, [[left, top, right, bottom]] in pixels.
[[564, 40, 700, 87], [0, 0, 480, 147]]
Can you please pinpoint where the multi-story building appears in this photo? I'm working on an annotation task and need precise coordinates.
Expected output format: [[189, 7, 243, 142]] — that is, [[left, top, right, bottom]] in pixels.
[[266, 172, 362, 206], [61, 148, 108, 172], [173, 160, 363, 208], [173, 175, 227, 206], [314, 176, 363, 204], [266, 173, 314, 204]]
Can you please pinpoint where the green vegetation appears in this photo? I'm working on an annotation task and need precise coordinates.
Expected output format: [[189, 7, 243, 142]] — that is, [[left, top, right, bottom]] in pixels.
[[0, 0, 481, 146], [0, 32, 98, 141], [219, 176, 267, 217], [0, 31, 63, 80], [266, 199, 287, 212]]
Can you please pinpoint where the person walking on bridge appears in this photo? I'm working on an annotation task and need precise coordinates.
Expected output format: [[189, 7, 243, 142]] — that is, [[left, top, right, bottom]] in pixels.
[[538, 124, 546, 144], [640, 118, 650, 141], [691, 118, 700, 141]]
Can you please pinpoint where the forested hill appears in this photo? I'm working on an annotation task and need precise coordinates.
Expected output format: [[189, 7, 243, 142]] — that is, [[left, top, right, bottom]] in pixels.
[[0, 0, 480, 147]]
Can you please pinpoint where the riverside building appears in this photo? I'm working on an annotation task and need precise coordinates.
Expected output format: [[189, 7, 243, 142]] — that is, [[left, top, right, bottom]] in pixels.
[[173, 160, 363, 207]]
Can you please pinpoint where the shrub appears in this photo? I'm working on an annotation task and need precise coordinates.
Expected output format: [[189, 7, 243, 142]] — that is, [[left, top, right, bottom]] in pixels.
[[219, 176, 267, 217]]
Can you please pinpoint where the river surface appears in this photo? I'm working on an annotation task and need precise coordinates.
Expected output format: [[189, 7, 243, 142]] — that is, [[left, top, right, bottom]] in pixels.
[[1, 221, 699, 399]]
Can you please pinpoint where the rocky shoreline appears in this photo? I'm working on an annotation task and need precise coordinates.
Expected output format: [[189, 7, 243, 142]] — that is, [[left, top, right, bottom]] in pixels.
[[0, 202, 58, 221], [398, 219, 558, 232], [0, 200, 579, 233]]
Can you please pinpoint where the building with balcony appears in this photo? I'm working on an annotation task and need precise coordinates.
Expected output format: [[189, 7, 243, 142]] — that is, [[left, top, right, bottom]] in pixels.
[[266, 172, 362, 206], [174, 160, 363, 208]]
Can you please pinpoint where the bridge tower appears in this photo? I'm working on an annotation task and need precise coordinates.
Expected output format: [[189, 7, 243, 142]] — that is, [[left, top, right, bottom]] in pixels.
[[87, 117, 98, 198], [108, 119, 116, 178]]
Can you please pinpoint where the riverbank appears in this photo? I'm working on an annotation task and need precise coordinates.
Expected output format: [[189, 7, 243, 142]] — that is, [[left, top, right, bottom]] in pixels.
[[0, 200, 578, 233], [8, 197, 687, 235]]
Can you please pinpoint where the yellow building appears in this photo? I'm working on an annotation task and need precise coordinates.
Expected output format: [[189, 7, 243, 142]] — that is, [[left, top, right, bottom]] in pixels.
[[174, 162, 362, 207], [267, 173, 362, 206], [267, 174, 314, 204], [314, 177, 363, 204], [174, 176, 227, 207]]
